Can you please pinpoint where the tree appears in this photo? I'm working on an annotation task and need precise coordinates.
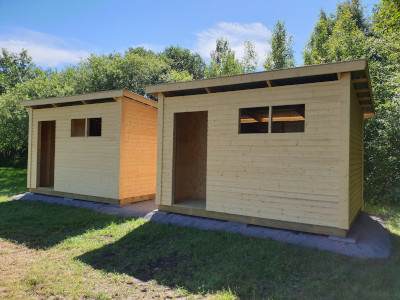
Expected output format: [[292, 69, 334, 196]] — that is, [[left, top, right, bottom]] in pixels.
[[163, 46, 206, 79], [363, 0, 400, 202], [303, 10, 335, 65], [373, 0, 400, 34], [264, 20, 295, 70], [205, 38, 244, 78], [303, 0, 400, 204], [337, 0, 369, 34], [0, 46, 196, 166], [0, 49, 38, 95], [325, 8, 367, 62], [241, 40, 258, 73]]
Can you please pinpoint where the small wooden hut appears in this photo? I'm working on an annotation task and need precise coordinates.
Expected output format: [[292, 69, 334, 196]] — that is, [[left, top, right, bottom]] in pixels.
[[21, 89, 158, 205], [145, 59, 374, 236]]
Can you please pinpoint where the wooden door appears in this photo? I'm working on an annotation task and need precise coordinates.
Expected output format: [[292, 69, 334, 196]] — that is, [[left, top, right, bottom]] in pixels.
[[38, 121, 56, 187]]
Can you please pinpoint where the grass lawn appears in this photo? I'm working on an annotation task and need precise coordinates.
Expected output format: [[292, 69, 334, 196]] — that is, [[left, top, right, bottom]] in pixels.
[[0, 167, 400, 299]]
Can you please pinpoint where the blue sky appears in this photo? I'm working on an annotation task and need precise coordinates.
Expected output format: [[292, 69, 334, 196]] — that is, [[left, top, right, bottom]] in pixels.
[[0, 0, 378, 69]]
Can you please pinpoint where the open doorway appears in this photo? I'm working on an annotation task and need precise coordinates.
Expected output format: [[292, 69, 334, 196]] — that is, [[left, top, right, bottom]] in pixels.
[[173, 111, 207, 209], [38, 121, 55, 188]]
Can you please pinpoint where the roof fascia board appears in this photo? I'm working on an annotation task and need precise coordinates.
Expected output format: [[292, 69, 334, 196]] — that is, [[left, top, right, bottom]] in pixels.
[[20, 89, 125, 107], [145, 60, 367, 94], [20, 89, 156, 108]]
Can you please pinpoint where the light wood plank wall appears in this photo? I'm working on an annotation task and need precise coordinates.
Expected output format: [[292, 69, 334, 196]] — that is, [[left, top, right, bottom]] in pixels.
[[159, 80, 354, 229], [29, 101, 122, 199], [119, 99, 158, 199], [349, 83, 364, 224]]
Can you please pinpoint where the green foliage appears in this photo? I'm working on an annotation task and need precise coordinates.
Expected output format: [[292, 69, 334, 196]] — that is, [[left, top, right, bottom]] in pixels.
[[0, 47, 196, 163], [304, 0, 400, 204], [364, 0, 400, 203], [73, 49, 172, 95], [373, 0, 400, 33], [205, 38, 244, 78], [337, 0, 370, 34], [325, 8, 367, 61], [241, 40, 258, 73], [303, 10, 335, 65], [264, 20, 295, 70], [0, 94, 29, 162], [163, 45, 206, 79], [303, 5, 367, 64], [0, 48, 39, 95]]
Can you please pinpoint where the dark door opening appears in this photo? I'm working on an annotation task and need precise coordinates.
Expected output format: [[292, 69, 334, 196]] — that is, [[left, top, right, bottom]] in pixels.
[[173, 111, 207, 209], [38, 121, 56, 188]]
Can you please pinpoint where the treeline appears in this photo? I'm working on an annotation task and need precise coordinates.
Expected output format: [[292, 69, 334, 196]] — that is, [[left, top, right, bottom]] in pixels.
[[1, 0, 399, 204]]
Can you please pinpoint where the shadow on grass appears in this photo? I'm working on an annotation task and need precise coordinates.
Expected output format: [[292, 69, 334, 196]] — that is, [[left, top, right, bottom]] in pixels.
[[0, 167, 28, 197], [0, 200, 128, 249], [77, 221, 400, 298]]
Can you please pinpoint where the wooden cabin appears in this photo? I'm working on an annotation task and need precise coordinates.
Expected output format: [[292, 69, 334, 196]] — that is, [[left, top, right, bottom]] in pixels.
[[145, 59, 375, 237], [20, 89, 158, 205]]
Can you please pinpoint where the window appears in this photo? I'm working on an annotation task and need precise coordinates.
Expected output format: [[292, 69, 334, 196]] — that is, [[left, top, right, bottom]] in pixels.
[[71, 118, 102, 137], [271, 104, 305, 133], [239, 104, 305, 134], [71, 119, 86, 137], [239, 107, 269, 134], [87, 118, 102, 136]]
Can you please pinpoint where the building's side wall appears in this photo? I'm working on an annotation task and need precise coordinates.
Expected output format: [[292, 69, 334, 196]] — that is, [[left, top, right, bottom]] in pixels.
[[119, 98, 158, 200], [29, 102, 121, 199], [348, 84, 364, 224], [160, 80, 350, 229]]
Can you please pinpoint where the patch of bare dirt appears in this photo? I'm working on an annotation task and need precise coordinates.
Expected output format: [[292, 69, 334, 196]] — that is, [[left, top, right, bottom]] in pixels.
[[0, 241, 41, 299]]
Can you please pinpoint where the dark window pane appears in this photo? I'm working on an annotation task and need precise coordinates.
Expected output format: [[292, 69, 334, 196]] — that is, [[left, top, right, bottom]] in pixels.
[[239, 107, 269, 134], [87, 118, 102, 136], [271, 105, 305, 133]]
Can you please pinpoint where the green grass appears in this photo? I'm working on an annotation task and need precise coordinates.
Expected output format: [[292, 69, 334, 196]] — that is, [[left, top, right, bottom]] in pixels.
[[0, 167, 28, 198], [0, 167, 400, 299]]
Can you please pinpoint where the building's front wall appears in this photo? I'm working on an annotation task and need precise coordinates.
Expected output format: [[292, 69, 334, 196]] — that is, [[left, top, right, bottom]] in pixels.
[[28, 101, 122, 199], [159, 78, 352, 230]]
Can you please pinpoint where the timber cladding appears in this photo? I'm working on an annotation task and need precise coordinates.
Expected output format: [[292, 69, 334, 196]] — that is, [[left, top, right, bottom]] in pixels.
[[161, 81, 344, 228], [29, 101, 122, 199], [23, 90, 158, 205], [147, 61, 372, 236]]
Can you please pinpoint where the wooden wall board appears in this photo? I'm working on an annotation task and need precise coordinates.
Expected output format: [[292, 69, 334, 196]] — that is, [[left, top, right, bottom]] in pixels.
[[158, 80, 356, 230], [348, 79, 364, 224], [158, 204, 347, 237], [29, 101, 122, 199], [29, 188, 120, 205], [155, 94, 164, 205], [119, 97, 158, 200]]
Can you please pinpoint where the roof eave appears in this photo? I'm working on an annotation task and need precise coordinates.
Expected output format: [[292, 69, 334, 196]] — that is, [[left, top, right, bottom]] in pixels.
[[145, 59, 368, 95]]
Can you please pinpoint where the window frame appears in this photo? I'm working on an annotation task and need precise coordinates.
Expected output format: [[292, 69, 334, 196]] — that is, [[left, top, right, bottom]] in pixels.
[[238, 104, 305, 134], [70, 117, 102, 137]]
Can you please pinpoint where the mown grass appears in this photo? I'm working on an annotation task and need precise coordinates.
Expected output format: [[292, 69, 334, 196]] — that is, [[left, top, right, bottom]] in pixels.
[[0, 167, 400, 299]]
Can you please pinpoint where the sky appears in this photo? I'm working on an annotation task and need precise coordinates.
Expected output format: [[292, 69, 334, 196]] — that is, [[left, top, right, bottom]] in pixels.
[[0, 0, 378, 70]]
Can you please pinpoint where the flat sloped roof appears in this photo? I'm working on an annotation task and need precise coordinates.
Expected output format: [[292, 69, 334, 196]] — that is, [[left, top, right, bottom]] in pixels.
[[145, 59, 374, 118], [20, 89, 157, 109]]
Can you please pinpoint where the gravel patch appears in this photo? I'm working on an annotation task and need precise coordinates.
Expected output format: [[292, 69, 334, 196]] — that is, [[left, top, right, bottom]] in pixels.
[[12, 193, 391, 259]]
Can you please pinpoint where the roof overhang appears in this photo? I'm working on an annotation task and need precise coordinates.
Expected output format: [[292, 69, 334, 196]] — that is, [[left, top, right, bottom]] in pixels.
[[145, 59, 374, 118], [20, 89, 157, 109]]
